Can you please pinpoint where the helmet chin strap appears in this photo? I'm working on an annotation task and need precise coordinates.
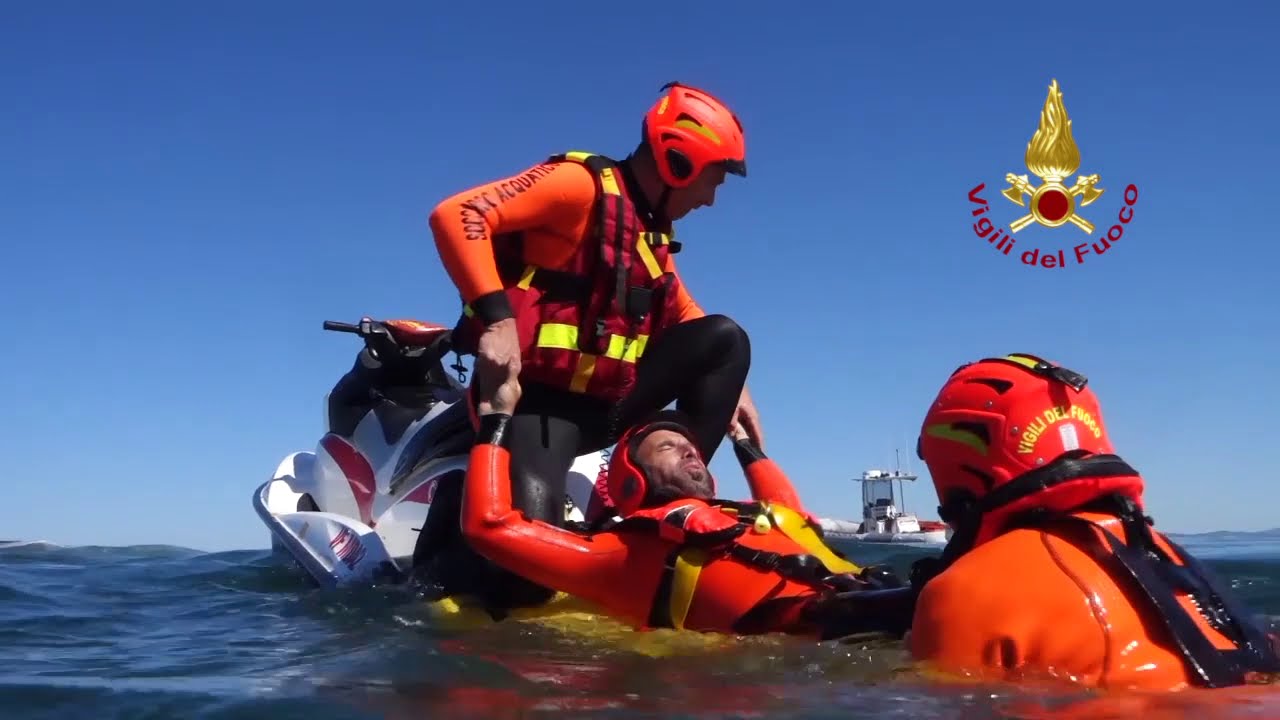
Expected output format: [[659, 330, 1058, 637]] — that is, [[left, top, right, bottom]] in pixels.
[[621, 149, 673, 227], [655, 185, 672, 226]]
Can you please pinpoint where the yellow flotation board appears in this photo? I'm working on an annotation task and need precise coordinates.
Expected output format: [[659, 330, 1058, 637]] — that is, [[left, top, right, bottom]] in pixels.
[[424, 591, 735, 657], [420, 502, 864, 657]]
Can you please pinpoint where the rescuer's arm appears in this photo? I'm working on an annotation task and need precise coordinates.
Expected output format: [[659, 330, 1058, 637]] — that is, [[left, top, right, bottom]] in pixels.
[[427, 161, 595, 324], [660, 254, 707, 323], [461, 413, 635, 606], [731, 437, 805, 512]]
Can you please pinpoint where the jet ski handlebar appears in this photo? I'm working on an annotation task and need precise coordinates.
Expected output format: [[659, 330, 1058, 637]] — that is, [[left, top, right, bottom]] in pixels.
[[322, 317, 454, 359], [322, 320, 362, 335]]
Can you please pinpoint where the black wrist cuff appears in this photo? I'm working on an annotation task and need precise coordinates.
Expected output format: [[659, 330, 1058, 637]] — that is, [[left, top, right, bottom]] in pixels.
[[472, 291, 514, 325], [732, 436, 767, 467], [476, 414, 512, 446]]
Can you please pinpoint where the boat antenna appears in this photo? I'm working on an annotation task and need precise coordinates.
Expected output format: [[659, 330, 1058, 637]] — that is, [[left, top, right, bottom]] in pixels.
[[896, 443, 906, 509], [902, 433, 910, 513]]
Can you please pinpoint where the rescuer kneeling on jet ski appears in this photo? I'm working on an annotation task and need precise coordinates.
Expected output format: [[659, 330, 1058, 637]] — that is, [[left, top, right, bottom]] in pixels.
[[460, 386, 913, 639], [909, 352, 1280, 690]]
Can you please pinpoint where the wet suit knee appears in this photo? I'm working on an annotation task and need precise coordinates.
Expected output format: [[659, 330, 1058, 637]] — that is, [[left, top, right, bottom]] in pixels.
[[619, 313, 752, 461], [472, 407, 580, 610], [410, 390, 585, 612], [410, 476, 560, 612]]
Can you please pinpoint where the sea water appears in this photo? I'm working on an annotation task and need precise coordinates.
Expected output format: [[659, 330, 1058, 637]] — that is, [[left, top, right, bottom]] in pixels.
[[2, 533, 1278, 719]]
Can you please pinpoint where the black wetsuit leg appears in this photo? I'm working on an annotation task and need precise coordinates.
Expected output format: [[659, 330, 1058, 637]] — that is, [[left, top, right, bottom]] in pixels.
[[420, 314, 751, 612], [610, 313, 752, 462], [475, 381, 611, 609]]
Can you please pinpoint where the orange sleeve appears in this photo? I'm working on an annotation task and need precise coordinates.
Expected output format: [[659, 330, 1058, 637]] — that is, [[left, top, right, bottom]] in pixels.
[[662, 254, 706, 322], [745, 459, 805, 511], [427, 161, 596, 323], [460, 430, 636, 606], [731, 441, 805, 511]]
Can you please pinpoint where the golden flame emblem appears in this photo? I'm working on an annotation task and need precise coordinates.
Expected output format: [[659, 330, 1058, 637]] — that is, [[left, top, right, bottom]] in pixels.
[[1002, 80, 1104, 234]]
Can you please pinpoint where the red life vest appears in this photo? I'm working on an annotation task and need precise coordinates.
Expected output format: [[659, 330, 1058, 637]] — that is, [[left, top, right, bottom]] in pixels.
[[610, 497, 864, 630], [454, 151, 684, 402]]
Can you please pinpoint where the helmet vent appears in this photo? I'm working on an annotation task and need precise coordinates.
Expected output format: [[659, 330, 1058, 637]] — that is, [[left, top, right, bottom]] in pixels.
[[960, 465, 996, 491], [951, 421, 991, 445], [967, 377, 1014, 394]]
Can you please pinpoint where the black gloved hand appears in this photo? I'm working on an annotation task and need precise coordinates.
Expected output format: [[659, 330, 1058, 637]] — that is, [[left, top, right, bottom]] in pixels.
[[857, 564, 905, 589]]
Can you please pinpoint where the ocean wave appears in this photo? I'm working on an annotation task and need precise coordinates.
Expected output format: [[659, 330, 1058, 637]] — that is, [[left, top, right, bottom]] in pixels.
[[1, 538, 1278, 719]]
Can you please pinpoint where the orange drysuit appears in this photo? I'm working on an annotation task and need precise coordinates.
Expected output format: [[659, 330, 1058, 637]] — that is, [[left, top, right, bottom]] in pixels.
[[460, 416, 911, 638], [910, 508, 1280, 691]]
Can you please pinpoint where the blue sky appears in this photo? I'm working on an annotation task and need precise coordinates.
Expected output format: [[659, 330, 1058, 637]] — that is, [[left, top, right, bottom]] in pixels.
[[3, 3, 1277, 551]]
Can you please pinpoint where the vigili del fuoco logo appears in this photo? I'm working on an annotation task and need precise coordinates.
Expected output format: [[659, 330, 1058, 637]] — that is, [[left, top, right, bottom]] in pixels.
[[967, 80, 1138, 269]]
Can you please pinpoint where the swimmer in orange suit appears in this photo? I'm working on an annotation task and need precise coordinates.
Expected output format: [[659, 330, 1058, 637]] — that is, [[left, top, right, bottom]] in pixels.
[[908, 352, 1280, 691], [460, 383, 914, 639]]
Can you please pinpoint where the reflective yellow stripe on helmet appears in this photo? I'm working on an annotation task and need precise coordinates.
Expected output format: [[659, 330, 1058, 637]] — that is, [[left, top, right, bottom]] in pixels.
[[924, 422, 989, 455], [1001, 353, 1044, 370]]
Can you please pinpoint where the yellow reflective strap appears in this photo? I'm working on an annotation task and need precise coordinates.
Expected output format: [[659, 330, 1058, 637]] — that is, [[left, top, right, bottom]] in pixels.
[[605, 333, 648, 362], [636, 234, 663, 279], [629, 335, 649, 361], [600, 167, 621, 196], [516, 265, 537, 290], [536, 324, 646, 362], [536, 323, 579, 351], [667, 547, 709, 630], [462, 304, 474, 318], [570, 354, 596, 393], [763, 503, 861, 575], [564, 151, 594, 163]]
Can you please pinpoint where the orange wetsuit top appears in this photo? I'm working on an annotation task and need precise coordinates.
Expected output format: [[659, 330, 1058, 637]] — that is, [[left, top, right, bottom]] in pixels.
[[909, 511, 1272, 691], [461, 420, 829, 635], [428, 159, 705, 326]]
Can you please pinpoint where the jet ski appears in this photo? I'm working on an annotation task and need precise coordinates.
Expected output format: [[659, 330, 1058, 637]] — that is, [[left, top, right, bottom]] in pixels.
[[252, 316, 605, 591]]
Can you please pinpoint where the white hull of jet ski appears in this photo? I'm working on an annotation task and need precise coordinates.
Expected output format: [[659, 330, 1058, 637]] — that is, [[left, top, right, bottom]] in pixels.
[[254, 317, 607, 589], [253, 445, 604, 589]]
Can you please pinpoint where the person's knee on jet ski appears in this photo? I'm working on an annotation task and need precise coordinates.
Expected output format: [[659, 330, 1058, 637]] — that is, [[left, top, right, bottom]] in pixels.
[[460, 388, 911, 638]]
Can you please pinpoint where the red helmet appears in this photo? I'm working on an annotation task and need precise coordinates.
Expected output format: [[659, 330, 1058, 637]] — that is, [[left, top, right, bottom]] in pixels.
[[917, 353, 1117, 509], [603, 410, 713, 517], [643, 82, 747, 189]]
